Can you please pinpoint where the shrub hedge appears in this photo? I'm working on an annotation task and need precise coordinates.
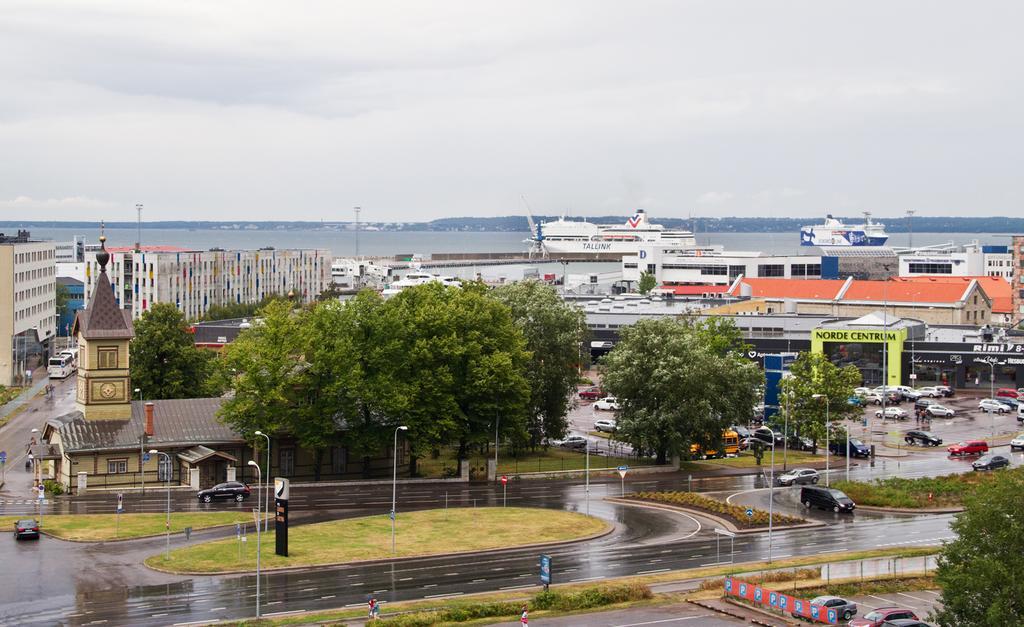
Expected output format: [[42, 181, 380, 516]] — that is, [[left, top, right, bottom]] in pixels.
[[632, 491, 805, 528]]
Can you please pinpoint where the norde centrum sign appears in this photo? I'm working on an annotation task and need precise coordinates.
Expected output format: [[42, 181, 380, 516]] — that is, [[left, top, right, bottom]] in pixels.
[[812, 329, 899, 342]]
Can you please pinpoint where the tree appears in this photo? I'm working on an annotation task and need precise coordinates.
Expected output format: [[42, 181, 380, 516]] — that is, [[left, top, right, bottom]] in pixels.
[[390, 282, 531, 475], [600, 317, 763, 465], [493, 280, 586, 445], [55, 282, 71, 329], [202, 294, 284, 321], [130, 303, 224, 399], [638, 272, 657, 295], [934, 471, 1024, 626], [777, 352, 862, 452]]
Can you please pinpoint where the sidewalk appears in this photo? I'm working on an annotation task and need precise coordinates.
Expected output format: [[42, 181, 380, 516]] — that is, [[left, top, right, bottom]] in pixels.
[[0, 376, 48, 425]]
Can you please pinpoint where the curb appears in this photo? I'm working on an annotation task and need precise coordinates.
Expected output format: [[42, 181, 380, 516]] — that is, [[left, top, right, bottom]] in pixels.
[[722, 597, 797, 626], [690, 598, 783, 627], [26, 516, 270, 543], [854, 504, 964, 514], [605, 497, 825, 534], [143, 513, 617, 576]]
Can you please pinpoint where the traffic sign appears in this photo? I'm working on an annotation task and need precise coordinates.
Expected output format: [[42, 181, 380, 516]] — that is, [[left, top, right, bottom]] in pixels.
[[745, 508, 754, 518], [616, 465, 629, 478], [37, 485, 45, 500], [142, 452, 151, 463], [539, 554, 552, 585], [0, 451, 6, 463], [500, 475, 508, 485], [116, 492, 124, 513]]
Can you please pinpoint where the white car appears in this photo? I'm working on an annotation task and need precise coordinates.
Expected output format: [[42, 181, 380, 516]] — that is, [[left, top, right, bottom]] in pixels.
[[594, 419, 617, 433], [979, 399, 1012, 414], [925, 404, 955, 418], [854, 387, 871, 396], [594, 397, 620, 411], [777, 468, 819, 486], [1010, 433, 1024, 451], [554, 435, 588, 450], [917, 386, 942, 398], [895, 386, 922, 400], [876, 407, 908, 420]]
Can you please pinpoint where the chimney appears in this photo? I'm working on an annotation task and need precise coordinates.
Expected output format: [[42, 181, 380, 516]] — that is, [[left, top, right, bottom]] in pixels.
[[145, 402, 155, 437]]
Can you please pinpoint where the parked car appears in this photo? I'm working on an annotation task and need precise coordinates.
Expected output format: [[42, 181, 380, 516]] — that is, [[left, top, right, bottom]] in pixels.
[[197, 481, 252, 503], [752, 426, 784, 447], [935, 385, 954, 397], [904, 430, 942, 446], [795, 596, 858, 622], [593, 397, 620, 411], [879, 620, 932, 627], [829, 438, 870, 458], [915, 386, 942, 398], [593, 419, 617, 433], [895, 386, 922, 401], [730, 425, 752, 439], [578, 387, 604, 400], [854, 387, 872, 396], [13, 518, 40, 540], [787, 435, 815, 452], [865, 391, 901, 405], [996, 387, 1022, 401], [847, 395, 865, 407], [555, 435, 588, 450], [914, 398, 937, 410], [925, 404, 955, 418], [849, 607, 921, 627], [947, 440, 989, 456], [876, 407, 908, 420], [1010, 433, 1024, 451], [777, 467, 819, 486], [979, 399, 1012, 414], [973, 454, 1010, 471], [995, 396, 1021, 410]]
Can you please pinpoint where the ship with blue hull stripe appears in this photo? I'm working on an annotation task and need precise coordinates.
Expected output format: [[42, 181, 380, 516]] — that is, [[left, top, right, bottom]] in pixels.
[[800, 213, 889, 247]]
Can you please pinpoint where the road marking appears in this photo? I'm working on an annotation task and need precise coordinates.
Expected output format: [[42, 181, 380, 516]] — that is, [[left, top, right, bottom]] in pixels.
[[471, 578, 487, 583], [266, 601, 281, 606], [898, 592, 936, 604], [637, 568, 670, 575], [444, 572, 460, 576], [570, 576, 605, 582], [209, 607, 226, 612], [422, 584, 437, 588], [614, 615, 711, 626], [921, 590, 942, 596], [372, 589, 388, 593], [151, 614, 168, 619], [300, 587, 317, 592], [424, 592, 464, 599], [350, 582, 364, 586], [399, 577, 413, 581], [867, 594, 897, 606], [499, 584, 534, 591], [320, 595, 335, 600], [660, 549, 672, 554]]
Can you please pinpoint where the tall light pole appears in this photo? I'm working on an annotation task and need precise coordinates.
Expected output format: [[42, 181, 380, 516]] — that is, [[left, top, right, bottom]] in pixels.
[[391, 425, 408, 553], [247, 460, 262, 618], [987, 361, 996, 441], [906, 209, 915, 249], [30, 428, 40, 485], [782, 391, 792, 471], [149, 450, 172, 558], [764, 426, 776, 563], [813, 394, 830, 486], [135, 388, 144, 496], [254, 431, 271, 533], [585, 438, 591, 517]]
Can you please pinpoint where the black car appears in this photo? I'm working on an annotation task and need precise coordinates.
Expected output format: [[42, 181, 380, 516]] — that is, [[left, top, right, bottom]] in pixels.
[[787, 435, 815, 452], [913, 398, 937, 410], [972, 454, 1010, 471], [752, 427, 784, 447], [997, 397, 1021, 410], [829, 438, 870, 458], [800, 486, 855, 513], [13, 518, 39, 540], [197, 481, 252, 503], [904, 430, 942, 447], [731, 425, 752, 439]]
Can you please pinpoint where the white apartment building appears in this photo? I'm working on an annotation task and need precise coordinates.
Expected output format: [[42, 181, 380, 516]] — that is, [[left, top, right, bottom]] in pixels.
[[0, 231, 57, 386], [84, 245, 330, 320], [898, 242, 1014, 280], [622, 244, 823, 286], [55, 237, 84, 263]]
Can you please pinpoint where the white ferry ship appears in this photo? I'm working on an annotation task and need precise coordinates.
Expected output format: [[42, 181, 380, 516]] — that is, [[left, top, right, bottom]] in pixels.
[[800, 213, 889, 247], [527, 210, 695, 256]]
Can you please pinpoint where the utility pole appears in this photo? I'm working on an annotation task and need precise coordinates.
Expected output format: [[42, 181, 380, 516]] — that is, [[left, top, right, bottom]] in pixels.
[[354, 206, 361, 258], [135, 203, 143, 252], [906, 209, 915, 249]]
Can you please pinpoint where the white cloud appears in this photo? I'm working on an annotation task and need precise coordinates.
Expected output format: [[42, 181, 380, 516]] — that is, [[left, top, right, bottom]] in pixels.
[[697, 192, 735, 205]]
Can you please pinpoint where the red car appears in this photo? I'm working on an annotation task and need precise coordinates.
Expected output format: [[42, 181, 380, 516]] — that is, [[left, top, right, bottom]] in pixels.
[[578, 387, 604, 400], [849, 607, 920, 626], [996, 388, 1022, 401], [947, 440, 989, 456]]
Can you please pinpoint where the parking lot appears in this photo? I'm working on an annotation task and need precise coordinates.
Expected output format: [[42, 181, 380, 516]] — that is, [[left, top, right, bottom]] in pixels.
[[845, 589, 942, 624]]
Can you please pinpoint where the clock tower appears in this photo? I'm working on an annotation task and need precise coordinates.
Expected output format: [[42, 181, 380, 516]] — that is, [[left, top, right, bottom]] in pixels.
[[73, 233, 134, 420]]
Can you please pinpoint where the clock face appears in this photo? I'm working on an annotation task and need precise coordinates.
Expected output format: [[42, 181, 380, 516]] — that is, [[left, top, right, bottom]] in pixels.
[[99, 383, 117, 399]]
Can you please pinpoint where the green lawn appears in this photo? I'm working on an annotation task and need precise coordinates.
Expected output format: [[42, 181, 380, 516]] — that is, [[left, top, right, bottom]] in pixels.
[[833, 466, 1023, 508], [679, 449, 824, 470], [417, 447, 654, 478], [147, 506, 609, 573], [0, 512, 259, 541]]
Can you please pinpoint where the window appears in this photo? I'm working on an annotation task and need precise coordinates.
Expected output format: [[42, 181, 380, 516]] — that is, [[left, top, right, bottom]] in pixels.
[[107, 458, 128, 474], [331, 447, 347, 474], [908, 262, 952, 274], [97, 347, 119, 369], [757, 264, 785, 277], [279, 449, 295, 476]]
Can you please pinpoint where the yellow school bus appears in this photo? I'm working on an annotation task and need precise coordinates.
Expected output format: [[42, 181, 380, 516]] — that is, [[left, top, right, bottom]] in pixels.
[[690, 429, 740, 459]]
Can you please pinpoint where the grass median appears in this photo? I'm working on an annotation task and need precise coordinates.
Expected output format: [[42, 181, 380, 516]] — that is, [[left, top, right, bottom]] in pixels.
[[833, 466, 1024, 508], [0, 512, 258, 541], [680, 449, 824, 470], [146, 506, 609, 573]]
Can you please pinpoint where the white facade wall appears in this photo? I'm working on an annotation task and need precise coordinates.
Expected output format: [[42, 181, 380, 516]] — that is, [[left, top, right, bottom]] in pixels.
[[84, 248, 329, 320], [898, 249, 984, 278], [984, 253, 1013, 279], [623, 245, 822, 285], [1, 241, 57, 385]]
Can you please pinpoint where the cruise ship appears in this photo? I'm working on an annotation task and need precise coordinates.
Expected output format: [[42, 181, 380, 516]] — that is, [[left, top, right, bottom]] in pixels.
[[799, 213, 889, 247], [527, 210, 696, 257]]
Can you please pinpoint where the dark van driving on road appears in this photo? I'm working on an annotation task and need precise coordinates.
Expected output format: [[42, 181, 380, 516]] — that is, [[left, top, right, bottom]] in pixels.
[[800, 486, 856, 513]]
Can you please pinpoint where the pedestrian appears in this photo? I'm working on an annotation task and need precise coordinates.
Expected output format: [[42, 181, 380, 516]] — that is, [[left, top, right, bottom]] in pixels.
[[368, 596, 379, 621], [520, 604, 529, 625]]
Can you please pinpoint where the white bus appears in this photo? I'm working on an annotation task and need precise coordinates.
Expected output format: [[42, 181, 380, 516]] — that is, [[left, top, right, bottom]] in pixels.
[[47, 353, 77, 379]]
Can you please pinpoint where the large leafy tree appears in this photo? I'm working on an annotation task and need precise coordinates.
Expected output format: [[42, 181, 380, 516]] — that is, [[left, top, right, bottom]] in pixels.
[[777, 352, 862, 451], [493, 280, 586, 445], [130, 302, 223, 399], [390, 282, 531, 475], [601, 317, 763, 464], [934, 470, 1024, 626]]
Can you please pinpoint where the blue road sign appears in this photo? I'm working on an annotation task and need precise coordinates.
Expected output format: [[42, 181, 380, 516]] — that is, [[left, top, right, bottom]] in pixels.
[[389, 510, 395, 521], [0, 451, 7, 463], [745, 508, 754, 518], [616, 465, 629, 471], [539, 554, 552, 585], [828, 609, 838, 623], [143, 453, 151, 462]]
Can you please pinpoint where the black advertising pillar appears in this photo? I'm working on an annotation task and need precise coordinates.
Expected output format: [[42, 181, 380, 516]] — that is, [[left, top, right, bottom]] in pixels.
[[274, 477, 289, 557]]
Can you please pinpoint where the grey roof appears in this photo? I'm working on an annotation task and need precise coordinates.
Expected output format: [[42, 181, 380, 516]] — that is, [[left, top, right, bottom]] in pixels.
[[56, 276, 84, 287], [73, 270, 134, 340], [48, 398, 243, 453], [177, 445, 238, 464]]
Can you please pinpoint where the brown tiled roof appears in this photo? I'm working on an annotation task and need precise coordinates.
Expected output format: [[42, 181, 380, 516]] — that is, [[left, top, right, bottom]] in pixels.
[[74, 270, 134, 340], [47, 398, 243, 453]]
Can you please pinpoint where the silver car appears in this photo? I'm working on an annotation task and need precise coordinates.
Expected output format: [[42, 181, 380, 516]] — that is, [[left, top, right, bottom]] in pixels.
[[925, 404, 955, 417], [777, 467, 819, 486], [797, 595, 858, 622]]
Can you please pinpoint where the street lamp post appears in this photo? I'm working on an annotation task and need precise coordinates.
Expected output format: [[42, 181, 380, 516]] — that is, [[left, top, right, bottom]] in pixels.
[[392, 426, 408, 553], [135, 388, 144, 496], [247, 460, 262, 618], [987, 362, 996, 441], [30, 428, 39, 485], [764, 426, 776, 564], [782, 392, 791, 471], [585, 438, 590, 517], [813, 395, 830, 486], [254, 431, 271, 533], [842, 423, 851, 483], [149, 450, 172, 558]]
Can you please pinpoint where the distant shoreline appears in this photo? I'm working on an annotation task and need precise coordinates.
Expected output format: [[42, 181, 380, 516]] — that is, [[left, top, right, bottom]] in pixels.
[[2, 216, 1021, 234]]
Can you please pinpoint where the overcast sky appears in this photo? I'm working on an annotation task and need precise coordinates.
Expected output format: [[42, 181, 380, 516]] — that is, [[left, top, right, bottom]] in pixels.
[[2, 1, 1021, 222]]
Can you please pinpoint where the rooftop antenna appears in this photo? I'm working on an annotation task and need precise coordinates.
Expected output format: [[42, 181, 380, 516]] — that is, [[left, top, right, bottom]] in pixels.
[[135, 203, 143, 252], [354, 206, 361, 258], [906, 209, 916, 249]]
